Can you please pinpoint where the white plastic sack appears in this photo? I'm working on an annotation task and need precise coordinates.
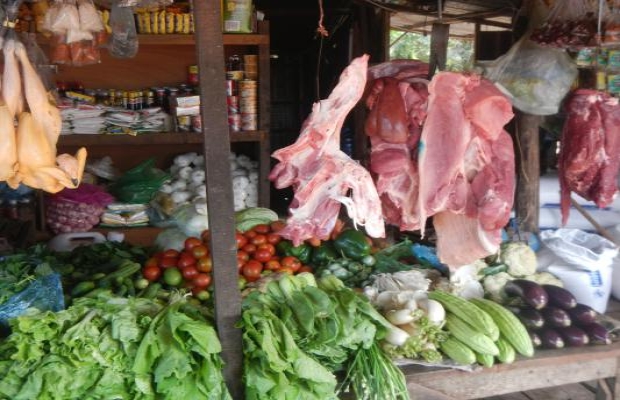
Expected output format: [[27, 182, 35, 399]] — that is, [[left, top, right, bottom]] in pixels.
[[538, 229, 618, 313]]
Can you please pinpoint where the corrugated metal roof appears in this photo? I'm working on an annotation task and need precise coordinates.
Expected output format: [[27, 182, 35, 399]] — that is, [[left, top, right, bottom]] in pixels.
[[362, 0, 522, 37]]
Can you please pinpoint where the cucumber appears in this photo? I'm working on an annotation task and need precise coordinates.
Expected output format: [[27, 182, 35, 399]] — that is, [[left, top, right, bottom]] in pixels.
[[445, 314, 499, 356], [439, 337, 476, 365], [71, 281, 96, 297]]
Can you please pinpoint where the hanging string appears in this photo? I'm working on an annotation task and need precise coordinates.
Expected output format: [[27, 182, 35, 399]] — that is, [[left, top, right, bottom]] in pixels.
[[317, 0, 329, 37]]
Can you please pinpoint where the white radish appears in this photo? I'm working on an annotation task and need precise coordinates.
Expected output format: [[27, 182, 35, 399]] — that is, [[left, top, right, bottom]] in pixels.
[[386, 309, 416, 326], [384, 325, 410, 347]]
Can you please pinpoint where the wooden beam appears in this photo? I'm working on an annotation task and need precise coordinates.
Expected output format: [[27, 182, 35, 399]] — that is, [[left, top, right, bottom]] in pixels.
[[192, 1, 243, 399], [514, 112, 542, 234], [428, 23, 449, 78]]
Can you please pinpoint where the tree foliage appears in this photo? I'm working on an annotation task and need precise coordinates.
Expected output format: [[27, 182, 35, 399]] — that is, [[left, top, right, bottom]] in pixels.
[[389, 30, 474, 72]]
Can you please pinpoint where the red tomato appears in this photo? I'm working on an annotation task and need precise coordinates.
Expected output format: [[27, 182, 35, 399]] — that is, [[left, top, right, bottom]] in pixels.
[[194, 273, 212, 288], [177, 252, 197, 269], [253, 248, 272, 263], [196, 256, 213, 273], [278, 267, 295, 275], [264, 259, 281, 271], [159, 256, 179, 269], [244, 230, 257, 239], [142, 265, 162, 281], [242, 260, 263, 282], [200, 229, 210, 243], [191, 245, 209, 259], [237, 250, 250, 263], [235, 232, 248, 249], [184, 237, 203, 252], [241, 243, 257, 254], [280, 256, 301, 272], [163, 249, 180, 258], [298, 265, 313, 274], [251, 234, 267, 246], [253, 224, 271, 234], [257, 243, 276, 256], [144, 257, 159, 269], [270, 220, 286, 232], [181, 265, 199, 280], [153, 251, 165, 260], [266, 233, 282, 245]]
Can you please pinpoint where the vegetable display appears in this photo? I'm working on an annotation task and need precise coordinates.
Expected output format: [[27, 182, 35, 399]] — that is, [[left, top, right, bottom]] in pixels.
[[0, 293, 230, 399]]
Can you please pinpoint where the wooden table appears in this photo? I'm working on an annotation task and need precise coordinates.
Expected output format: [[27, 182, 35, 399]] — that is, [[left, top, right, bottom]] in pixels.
[[401, 300, 620, 400]]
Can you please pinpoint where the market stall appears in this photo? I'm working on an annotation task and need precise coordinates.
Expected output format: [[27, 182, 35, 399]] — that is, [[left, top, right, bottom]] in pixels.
[[1, 0, 620, 399]]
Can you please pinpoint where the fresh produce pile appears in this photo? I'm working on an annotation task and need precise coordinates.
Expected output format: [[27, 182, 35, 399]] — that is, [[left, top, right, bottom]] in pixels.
[[0, 293, 230, 399], [501, 279, 613, 349], [240, 272, 409, 400]]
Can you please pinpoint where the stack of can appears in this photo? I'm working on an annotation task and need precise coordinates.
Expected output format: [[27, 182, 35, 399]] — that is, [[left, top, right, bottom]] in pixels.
[[226, 79, 241, 132], [239, 79, 258, 131]]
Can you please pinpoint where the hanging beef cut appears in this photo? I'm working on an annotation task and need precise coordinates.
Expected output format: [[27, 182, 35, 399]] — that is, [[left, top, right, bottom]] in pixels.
[[269, 54, 385, 245], [559, 89, 620, 225]]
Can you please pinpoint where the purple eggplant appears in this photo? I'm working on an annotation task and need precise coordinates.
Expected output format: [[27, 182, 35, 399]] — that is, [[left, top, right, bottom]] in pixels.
[[558, 326, 589, 347], [504, 279, 548, 310], [541, 306, 572, 328], [582, 322, 612, 345], [542, 284, 577, 310], [568, 303, 598, 326], [539, 328, 565, 349], [529, 330, 542, 348], [514, 307, 545, 329]]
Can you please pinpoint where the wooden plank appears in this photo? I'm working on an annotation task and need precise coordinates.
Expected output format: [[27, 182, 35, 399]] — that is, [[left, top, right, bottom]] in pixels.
[[428, 22, 449, 78], [257, 22, 271, 208], [58, 131, 265, 147], [403, 343, 620, 399], [193, 1, 243, 399], [514, 112, 542, 233], [524, 383, 596, 400]]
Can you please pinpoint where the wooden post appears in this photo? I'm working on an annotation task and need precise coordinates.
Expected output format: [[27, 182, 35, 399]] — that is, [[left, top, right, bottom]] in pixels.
[[514, 112, 542, 234], [192, 1, 243, 398], [428, 22, 449, 79]]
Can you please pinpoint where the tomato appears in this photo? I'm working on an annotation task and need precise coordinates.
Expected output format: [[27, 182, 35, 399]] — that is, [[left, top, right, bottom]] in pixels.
[[266, 233, 282, 245], [177, 252, 197, 269], [196, 256, 213, 273], [184, 236, 203, 252], [244, 230, 257, 239], [253, 248, 272, 263], [270, 220, 286, 232], [142, 265, 162, 282], [264, 259, 281, 271], [144, 257, 159, 269], [237, 250, 250, 263], [280, 256, 301, 272], [163, 249, 180, 258], [194, 273, 212, 288], [153, 251, 165, 260], [200, 229, 210, 243], [253, 224, 271, 234], [235, 232, 248, 249], [306, 237, 321, 247], [278, 267, 295, 275], [241, 243, 257, 254], [242, 260, 263, 282], [191, 245, 209, 259], [251, 234, 267, 246], [192, 286, 211, 300], [163, 268, 183, 286], [257, 243, 276, 256], [181, 265, 199, 280], [159, 256, 179, 269], [298, 265, 313, 274]]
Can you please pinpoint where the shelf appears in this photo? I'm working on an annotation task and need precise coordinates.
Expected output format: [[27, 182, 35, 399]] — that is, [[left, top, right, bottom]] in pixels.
[[57, 130, 267, 147], [93, 226, 163, 247], [137, 33, 269, 46]]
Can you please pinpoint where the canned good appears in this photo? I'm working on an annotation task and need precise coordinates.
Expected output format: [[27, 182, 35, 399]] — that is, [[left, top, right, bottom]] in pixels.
[[240, 112, 257, 131], [609, 50, 620, 69], [576, 48, 593, 67], [597, 70, 607, 91], [227, 95, 239, 114], [228, 113, 241, 132], [177, 115, 191, 131], [226, 70, 244, 81], [225, 80, 237, 96], [188, 65, 199, 86], [191, 114, 202, 132]]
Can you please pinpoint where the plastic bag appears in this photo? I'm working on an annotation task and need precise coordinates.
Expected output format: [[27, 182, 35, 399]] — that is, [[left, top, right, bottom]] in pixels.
[[109, 159, 169, 204], [154, 227, 188, 251], [537, 229, 618, 313], [0, 273, 64, 331], [483, 37, 577, 115], [108, 3, 138, 58], [530, 0, 598, 48], [46, 183, 115, 234], [172, 203, 209, 237]]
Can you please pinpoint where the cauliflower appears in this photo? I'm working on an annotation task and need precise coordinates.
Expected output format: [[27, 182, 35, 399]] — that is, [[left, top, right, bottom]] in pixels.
[[524, 272, 564, 287], [499, 242, 537, 277], [482, 272, 514, 303]]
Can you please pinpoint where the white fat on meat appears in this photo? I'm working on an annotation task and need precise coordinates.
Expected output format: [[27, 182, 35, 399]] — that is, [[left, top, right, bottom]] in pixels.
[[270, 54, 385, 245]]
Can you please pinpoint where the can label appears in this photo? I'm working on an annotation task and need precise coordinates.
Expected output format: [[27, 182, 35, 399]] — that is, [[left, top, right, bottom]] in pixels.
[[191, 115, 202, 132], [240, 112, 257, 131], [226, 71, 244, 81], [188, 65, 199, 85], [177, 115, 191, 131], [227, 95, 239, 114], [609, 50, 620, 69], [225, 80, 237, 96], [228, 113, 241, 132]]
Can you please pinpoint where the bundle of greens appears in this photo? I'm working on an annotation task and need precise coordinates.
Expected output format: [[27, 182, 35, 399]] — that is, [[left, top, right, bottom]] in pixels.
[[240, 273, 409, 400], [0, 293, 230, 400]]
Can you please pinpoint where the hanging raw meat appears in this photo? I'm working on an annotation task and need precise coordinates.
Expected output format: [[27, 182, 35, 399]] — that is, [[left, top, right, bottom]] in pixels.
[[0, 104, 17, 181], [418, 72, 515, 267], [270, 54, 385, 245], [559, 89, 620, 225], [3, 36, 24, 118]]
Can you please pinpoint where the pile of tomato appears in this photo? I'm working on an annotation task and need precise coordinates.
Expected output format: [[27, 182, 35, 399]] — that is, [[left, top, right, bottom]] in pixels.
[[236, 221, 311, 284], [141, 231, 213, 299]]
